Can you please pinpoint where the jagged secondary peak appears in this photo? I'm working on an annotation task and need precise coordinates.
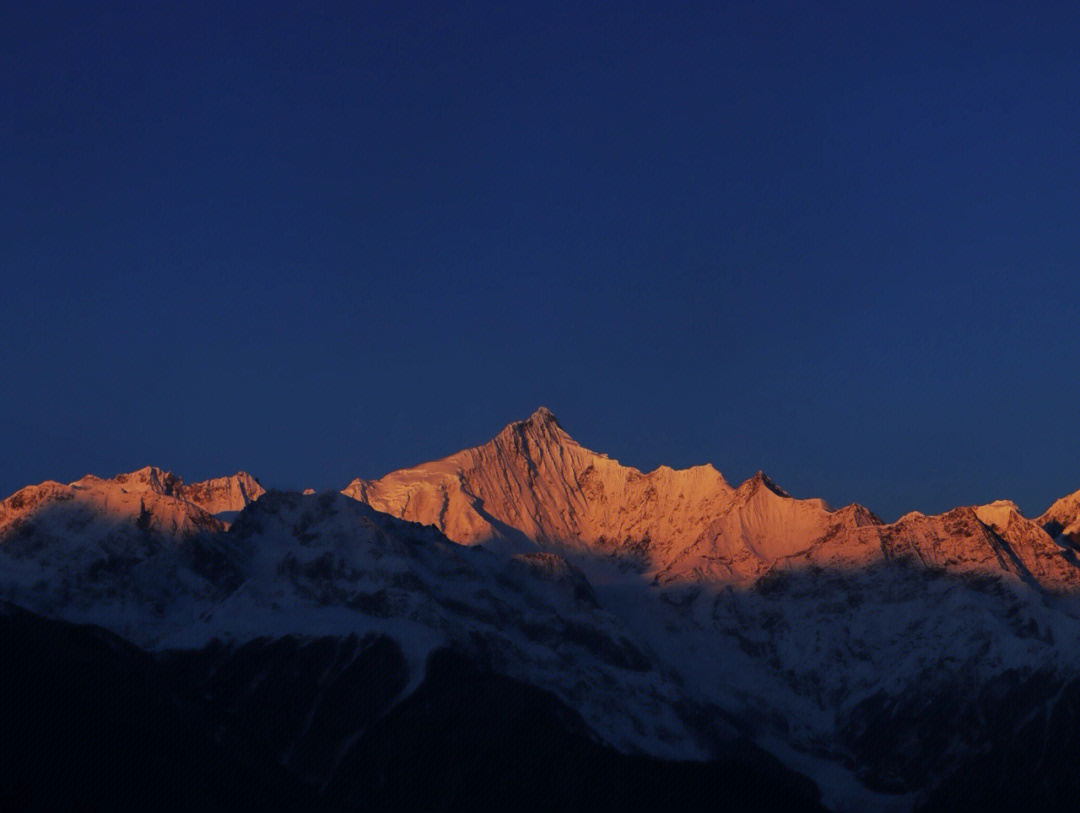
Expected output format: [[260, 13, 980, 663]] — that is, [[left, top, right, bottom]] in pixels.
[[0, 474, 223, 560], [111, 465, 182, 495], [177, 472, 266, 515], [732, 471, 837, 516], [1040, 488, 1080, 542], [70, 467, 264, 518], [974, 500, 1025, 534], [740, 471, 791, 499]]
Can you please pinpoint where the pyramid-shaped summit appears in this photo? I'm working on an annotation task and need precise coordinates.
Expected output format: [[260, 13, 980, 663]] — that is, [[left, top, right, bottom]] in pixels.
[[529, 405, 558, 423], [344, 408, 817, 577], [341, 409, 1080, 588]]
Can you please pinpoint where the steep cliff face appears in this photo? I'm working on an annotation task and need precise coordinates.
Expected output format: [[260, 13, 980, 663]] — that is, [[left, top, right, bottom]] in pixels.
[[344, 409, 1080, 590]]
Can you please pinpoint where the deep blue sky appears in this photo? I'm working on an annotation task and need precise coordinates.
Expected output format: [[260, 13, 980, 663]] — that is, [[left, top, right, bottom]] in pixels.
[[3, 1, 1079, 520]]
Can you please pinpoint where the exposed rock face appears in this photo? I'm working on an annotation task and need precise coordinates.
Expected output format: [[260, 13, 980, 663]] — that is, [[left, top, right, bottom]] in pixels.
[[344, 409, 1080, 590]]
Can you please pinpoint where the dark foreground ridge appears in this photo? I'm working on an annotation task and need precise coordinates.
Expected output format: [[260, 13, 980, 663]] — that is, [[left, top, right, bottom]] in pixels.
[[1, 604, 825, 813], [0, 605, 310, 812], [324, 648, 824, 812]]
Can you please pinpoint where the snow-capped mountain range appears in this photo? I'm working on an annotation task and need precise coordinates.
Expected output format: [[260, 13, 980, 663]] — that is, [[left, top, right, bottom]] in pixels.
[[5, 409, 1080, 811], [346, 408, 1080, 590]]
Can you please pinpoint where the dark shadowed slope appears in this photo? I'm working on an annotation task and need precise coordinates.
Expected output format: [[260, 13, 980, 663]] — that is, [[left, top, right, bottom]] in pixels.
[[0, 604, 313, 812], [1, 603, 826, 812]]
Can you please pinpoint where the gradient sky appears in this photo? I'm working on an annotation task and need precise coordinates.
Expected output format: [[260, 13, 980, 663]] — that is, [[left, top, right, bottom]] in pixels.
[[3, 1, 1080, 520]]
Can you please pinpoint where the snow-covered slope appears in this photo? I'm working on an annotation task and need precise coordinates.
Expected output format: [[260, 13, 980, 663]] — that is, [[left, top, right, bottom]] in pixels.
[[0, 482, 718, 759], [0, 474, 229, 622]]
